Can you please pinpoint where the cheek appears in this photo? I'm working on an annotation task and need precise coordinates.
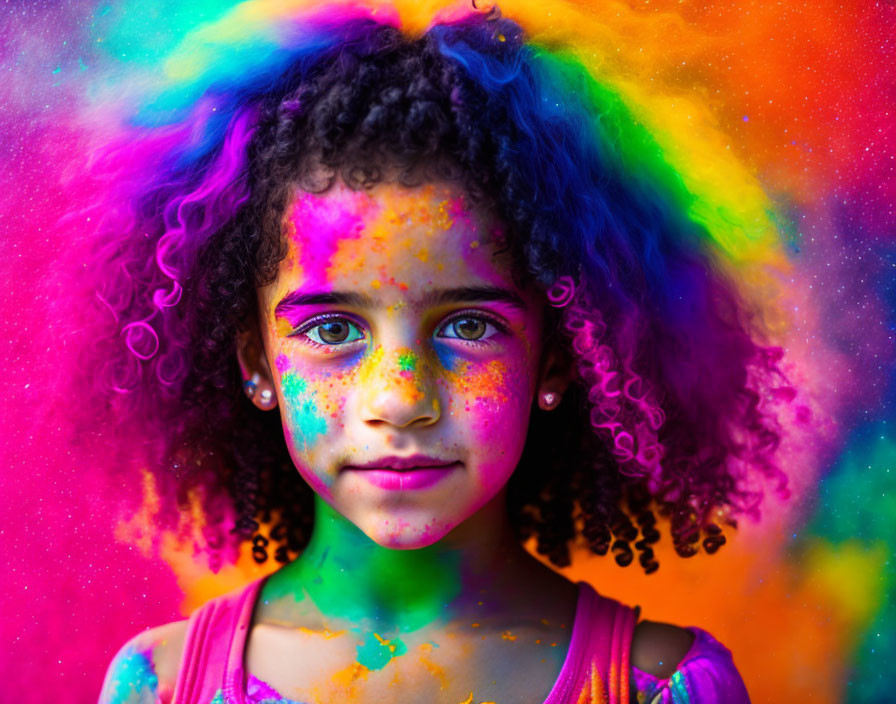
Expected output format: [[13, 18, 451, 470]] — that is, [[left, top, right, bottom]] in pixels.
[[441, 349, 534, 447], [277, 356, 353, 491], [280, 370, 330, 451], [454, 358, 533, 491]]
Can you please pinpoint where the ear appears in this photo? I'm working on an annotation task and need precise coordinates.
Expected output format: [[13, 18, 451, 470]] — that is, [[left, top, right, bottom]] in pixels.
[[536, 338, 576, 411], [236, 311, 278, 411]]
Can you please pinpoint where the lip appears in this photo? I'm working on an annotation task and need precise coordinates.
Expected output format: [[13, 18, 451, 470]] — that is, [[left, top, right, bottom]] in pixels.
[[346, 455, 459, 471], [350, 466, 458, 490], [343, 456, 461, 491]]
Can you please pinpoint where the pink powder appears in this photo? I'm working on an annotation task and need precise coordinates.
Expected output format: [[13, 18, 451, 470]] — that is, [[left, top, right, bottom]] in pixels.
[[286, 190, 374, 289]]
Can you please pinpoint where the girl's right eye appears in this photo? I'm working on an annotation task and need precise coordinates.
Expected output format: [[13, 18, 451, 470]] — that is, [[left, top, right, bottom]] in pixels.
[[295, 317, 365, 346]]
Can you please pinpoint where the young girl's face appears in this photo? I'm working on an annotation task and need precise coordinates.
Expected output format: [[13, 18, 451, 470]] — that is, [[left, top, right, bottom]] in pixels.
[[256, 180, 547, 549]]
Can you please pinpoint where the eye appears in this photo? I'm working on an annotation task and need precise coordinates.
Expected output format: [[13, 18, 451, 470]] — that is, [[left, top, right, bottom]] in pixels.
[[438, 313, 503, 342], [299, 317, 365, 346]]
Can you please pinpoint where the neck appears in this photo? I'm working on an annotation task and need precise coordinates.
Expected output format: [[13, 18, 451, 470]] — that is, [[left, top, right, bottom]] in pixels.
[[266, 491, 537, 631]]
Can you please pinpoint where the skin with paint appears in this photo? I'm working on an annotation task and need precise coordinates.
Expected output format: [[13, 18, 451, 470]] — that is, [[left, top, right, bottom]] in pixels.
[[98, 180, 694, 704], [254, 181, 547, 550]]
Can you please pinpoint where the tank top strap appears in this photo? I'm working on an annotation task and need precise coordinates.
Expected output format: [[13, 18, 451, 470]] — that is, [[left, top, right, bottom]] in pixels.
[[560, 582, 639, 704], [172, 577, 266, 704], [587, 583, 639, 704]]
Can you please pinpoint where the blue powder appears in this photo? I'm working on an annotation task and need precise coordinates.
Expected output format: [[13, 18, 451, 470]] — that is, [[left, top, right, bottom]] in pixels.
[[106, 646, 158, 704]]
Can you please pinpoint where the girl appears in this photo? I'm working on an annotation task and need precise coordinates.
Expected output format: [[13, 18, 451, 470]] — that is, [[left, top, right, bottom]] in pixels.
[[92, 1, 790, 702]]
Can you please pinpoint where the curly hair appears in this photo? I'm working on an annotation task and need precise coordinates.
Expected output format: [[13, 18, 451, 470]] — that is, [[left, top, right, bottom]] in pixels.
[[76, 5, 792, 574]]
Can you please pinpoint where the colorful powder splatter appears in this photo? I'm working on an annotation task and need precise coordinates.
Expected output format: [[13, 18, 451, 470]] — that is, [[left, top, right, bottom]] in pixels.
[[281, 371, 329, 448], [356, 631, 409, 670], [397, 352, 417, 373], [102, 647, 159, 703]]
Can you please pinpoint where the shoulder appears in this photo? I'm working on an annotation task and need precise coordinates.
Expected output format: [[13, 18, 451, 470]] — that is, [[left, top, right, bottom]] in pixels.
[[630, 621, 752, 703], [630, 619, 696, 679], [98, 620, 189, 704]]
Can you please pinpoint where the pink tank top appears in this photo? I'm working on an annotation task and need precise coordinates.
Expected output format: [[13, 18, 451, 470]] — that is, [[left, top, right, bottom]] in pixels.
[[171, 577, 640, 704]]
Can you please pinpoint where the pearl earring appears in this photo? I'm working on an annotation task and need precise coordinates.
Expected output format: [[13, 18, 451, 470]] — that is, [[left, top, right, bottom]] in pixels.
[[259, 388, 275, 407], [541, 392, 559, 410]]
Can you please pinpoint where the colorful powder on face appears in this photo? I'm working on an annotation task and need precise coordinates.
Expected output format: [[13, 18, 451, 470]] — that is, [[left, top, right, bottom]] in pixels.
[[275, 353, 291, 373], [356, 346, 427, 406], [397, 352, 417, 372], [448, 360, 510, 411], [280, 372, 307, 398], [316, 183, 474, 291], [357, 345, 386, 386], [281, 371, 328, 449], [286, 190, 374, 289], [434, 197, 457, 230]]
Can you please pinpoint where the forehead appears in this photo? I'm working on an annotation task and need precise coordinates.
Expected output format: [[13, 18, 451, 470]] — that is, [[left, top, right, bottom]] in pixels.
[[270, 180, 517, 302]]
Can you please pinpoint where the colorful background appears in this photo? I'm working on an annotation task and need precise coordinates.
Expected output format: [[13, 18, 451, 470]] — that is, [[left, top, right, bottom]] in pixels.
[[1, 0, 893, 702]]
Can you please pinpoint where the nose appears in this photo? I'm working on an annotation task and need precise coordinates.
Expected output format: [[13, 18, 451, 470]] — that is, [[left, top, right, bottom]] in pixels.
[[359, 347, 441, 429]]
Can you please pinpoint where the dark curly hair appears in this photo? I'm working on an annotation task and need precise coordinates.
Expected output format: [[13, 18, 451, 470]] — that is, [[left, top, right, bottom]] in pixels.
[[74, 7, 792, 575]]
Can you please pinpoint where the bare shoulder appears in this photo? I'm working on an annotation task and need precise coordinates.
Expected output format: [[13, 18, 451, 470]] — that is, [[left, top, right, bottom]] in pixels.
[[630, 619, 696, 679], [98, 619, 189, 704]]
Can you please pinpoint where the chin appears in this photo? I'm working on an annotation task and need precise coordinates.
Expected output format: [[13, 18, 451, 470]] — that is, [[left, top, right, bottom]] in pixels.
[[362, 512, 458, 550]]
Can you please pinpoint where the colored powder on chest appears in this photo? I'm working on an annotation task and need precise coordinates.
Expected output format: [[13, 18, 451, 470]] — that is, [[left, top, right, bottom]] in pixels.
[[355, 631, 409, 670]]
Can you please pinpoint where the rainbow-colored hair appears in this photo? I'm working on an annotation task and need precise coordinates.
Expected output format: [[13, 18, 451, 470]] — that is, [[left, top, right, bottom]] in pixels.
[[65, 0, 798, 571]]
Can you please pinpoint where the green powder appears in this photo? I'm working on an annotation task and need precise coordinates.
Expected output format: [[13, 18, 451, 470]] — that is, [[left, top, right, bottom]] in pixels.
[[397, 352, 418, 372], [355, 631, 409, 670]]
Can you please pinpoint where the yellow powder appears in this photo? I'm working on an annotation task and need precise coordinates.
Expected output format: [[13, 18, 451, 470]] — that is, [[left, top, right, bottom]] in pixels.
[[331, 661, 370, 687], [417, 643, 449, 691], [274, 317, 293, 338]]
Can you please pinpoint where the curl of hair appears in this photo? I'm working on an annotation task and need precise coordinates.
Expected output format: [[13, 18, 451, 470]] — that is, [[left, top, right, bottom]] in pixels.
[[73, 10, 792, 572]]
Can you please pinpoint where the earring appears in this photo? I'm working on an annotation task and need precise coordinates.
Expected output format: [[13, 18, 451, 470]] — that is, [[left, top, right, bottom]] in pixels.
[[243, 379, 257, 399], [258, 388, 275, 408], [541, 392, 560, 410]]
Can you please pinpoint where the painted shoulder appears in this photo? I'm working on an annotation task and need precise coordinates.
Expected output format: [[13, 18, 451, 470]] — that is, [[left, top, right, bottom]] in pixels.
[[97, 619, 189, 704], [630, 619, 696, 680]]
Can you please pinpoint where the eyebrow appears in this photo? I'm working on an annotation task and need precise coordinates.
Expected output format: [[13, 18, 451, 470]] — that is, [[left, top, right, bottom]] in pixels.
[[274, 286, 527, 318]]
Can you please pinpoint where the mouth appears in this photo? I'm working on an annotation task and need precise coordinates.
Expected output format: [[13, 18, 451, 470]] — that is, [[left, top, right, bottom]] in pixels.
[[342, 455, 461, 490]]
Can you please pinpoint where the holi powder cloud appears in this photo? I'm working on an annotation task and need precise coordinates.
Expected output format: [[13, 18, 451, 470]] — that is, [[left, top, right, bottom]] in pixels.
[[0, 1, 893, 702]]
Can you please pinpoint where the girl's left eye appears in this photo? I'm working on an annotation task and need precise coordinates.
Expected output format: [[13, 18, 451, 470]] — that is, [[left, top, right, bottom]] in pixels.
[[438, 314, 502, 342], [301, 318, 365, 346]]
